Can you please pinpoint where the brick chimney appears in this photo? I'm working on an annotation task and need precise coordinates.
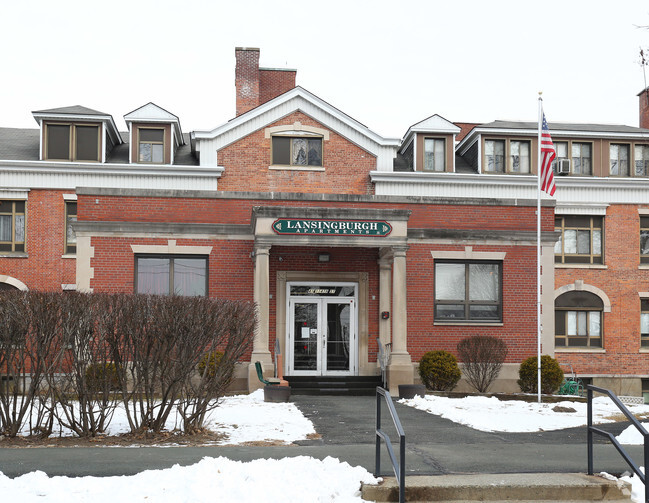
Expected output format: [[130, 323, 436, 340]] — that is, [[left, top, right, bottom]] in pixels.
[[235, 47, 297, 117], [640, 87, 649, 129], [235, 47, 260, 116]]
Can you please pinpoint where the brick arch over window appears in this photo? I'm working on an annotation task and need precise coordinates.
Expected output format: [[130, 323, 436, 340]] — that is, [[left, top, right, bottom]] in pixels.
[[0, 275, 28, 291], [554, 281, 611, 313]]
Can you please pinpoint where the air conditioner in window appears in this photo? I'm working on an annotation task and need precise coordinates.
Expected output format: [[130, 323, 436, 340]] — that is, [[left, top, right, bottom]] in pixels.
[[556, 159, 570, 175]]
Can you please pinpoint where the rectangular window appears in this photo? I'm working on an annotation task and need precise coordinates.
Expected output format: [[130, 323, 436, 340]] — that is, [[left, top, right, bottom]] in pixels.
[[635, 145, 649, 177], [65, 202, 77, 254], [272, 136, 323, 167], [554, 215, 603, 264], [642, 299, 649, 348], [138, 128, 165, 163], [484, 140, 505, 173], [610, 144, 630, 176], [135, 255, 207, 296], [45, 123, 101, 162], [509, 140, 531, 173], [0, 200, 25, 253], [434, 261, 502, 322], [551, 141, 569, 172], [555, 310, 602, 348], [423, 138, 445, 172], [641, 216, 649, 264], [571, 142, 592, 175]]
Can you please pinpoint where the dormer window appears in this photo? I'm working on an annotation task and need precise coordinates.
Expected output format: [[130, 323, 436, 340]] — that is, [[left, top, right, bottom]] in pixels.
[[272, 136, 323, 167], [423, 138, 446, 172], [45, 123, 100, 162], [138, 128, 165, 163]]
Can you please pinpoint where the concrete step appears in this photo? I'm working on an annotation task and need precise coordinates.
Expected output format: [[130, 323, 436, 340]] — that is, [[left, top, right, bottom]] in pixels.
[[360, 473, 632, 502]]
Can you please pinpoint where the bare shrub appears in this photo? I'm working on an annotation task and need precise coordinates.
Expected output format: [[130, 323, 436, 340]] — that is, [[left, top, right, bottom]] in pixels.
[[46, 293, 120, 437], [177, 298, 255, 434], [0, 292, 62, 438], [456, 336, 508, 393]]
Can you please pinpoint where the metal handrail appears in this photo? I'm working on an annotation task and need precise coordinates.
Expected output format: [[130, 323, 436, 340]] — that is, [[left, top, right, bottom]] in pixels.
[[375, 386, 405, 503], [587, 384, 648, 503]]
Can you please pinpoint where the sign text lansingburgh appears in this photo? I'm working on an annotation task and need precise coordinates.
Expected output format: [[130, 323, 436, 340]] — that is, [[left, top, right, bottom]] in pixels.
[[272, 218, 392, 236]]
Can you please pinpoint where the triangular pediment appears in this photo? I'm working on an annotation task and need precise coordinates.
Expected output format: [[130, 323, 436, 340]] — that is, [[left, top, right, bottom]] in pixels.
[[192, 87, 400, 170], [124, 102, 180, 123]]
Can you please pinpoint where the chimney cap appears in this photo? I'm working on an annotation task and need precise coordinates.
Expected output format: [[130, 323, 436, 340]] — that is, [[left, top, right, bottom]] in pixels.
[[236, 47, 260, 52]]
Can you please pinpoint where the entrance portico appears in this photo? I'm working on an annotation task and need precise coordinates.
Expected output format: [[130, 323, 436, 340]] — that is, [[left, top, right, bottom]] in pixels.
[[247, 206, 412, 394]]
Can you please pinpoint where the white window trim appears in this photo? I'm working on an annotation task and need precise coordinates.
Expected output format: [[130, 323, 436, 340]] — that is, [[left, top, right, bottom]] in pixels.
[[130, 240, 212, 255]]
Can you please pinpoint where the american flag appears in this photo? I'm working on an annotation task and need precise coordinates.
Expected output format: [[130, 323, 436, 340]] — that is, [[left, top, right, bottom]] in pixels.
[[540, 113, 556, 196]]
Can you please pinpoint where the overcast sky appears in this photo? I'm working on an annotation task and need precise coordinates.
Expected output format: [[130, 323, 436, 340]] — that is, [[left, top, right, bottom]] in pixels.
[[2, 0, 648, 139]]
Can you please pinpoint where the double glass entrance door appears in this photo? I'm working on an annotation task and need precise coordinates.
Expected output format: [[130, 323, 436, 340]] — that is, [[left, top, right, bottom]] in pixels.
[[288, 284, 356, 376]]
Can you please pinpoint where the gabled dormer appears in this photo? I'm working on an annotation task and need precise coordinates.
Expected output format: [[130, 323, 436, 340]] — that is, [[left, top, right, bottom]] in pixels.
[[124, 103, 184, 165], [399, 115, 460, 172], [32, 105, 122, 163]]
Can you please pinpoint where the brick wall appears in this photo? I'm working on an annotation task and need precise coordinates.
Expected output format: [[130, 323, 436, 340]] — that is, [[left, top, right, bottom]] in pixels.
[[82, 192, 546, 366], [217, 111, 377, 195], [0, 189, 76, 291], [259, 69, 296, 105], [555, 204, 649, 376]]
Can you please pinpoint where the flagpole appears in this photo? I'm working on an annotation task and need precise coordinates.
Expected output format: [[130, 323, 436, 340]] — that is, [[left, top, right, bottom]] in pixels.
[[536, 93, 543, 404]]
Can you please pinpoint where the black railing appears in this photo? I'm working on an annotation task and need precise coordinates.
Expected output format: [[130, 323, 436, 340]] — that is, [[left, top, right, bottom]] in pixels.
[[587, 384, 648, 503], [375, 386, 405, 503]]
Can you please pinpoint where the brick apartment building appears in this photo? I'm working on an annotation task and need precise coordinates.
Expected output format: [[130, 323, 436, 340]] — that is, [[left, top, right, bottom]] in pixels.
[[0, 47, 648, 395]]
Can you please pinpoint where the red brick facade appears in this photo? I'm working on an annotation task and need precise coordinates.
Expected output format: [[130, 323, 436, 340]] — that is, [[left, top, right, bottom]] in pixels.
[[0, 189, 76, 291], [555, 205, 649, 379]]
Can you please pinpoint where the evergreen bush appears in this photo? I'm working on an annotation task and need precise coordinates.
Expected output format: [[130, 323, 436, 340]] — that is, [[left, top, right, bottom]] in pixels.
[[197, 351, 224, 379], [418, 350, 461, 392], [517, 355, 564, 394]]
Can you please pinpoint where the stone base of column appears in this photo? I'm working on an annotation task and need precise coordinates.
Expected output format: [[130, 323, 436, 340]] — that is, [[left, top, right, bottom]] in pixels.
[[387, 352, 414, 396], [247, 352, 273, 392]]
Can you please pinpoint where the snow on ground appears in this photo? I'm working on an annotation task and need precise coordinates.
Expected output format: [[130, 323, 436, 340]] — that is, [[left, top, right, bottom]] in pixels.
[[29, 389, 315, 445], [0, 456, 379, 503], [399, 394, 649, 434], [6, 391, 649, 501]]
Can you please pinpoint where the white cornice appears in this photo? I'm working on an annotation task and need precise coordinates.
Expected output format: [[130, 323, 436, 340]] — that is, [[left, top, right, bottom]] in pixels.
[[192, 86, 400, 148], [0, 160, 223, 191], [371, 170, 649, 204]]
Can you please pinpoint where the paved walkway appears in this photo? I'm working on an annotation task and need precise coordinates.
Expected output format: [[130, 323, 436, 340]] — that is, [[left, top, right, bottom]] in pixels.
[[0, 395, 642, 478]]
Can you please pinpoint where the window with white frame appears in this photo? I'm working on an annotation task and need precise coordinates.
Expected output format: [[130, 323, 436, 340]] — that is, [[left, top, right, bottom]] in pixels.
[[434, 261, 502, 322], [555, 291, 603, 348], [423, 138, 445, 172]]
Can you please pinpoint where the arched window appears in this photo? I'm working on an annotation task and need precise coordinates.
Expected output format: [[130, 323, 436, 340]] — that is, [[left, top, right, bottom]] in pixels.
[[555, 291, 603, 348]]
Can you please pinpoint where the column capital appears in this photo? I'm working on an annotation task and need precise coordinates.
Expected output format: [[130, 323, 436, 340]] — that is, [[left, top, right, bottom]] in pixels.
[[253, 244, 271, 256]]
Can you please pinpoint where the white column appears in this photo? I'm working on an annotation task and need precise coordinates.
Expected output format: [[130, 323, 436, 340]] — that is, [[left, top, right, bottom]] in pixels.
[[248, 244, 273, 391], [378, 254, 392, 351], [387, 245, 413, 393]]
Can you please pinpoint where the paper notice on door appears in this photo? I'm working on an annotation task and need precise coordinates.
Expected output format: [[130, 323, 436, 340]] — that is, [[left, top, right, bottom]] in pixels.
[[301, 327, 310, 339]]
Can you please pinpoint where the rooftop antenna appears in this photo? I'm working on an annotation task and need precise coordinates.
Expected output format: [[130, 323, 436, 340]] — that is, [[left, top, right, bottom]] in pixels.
[[641, 47, 648, 101]]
